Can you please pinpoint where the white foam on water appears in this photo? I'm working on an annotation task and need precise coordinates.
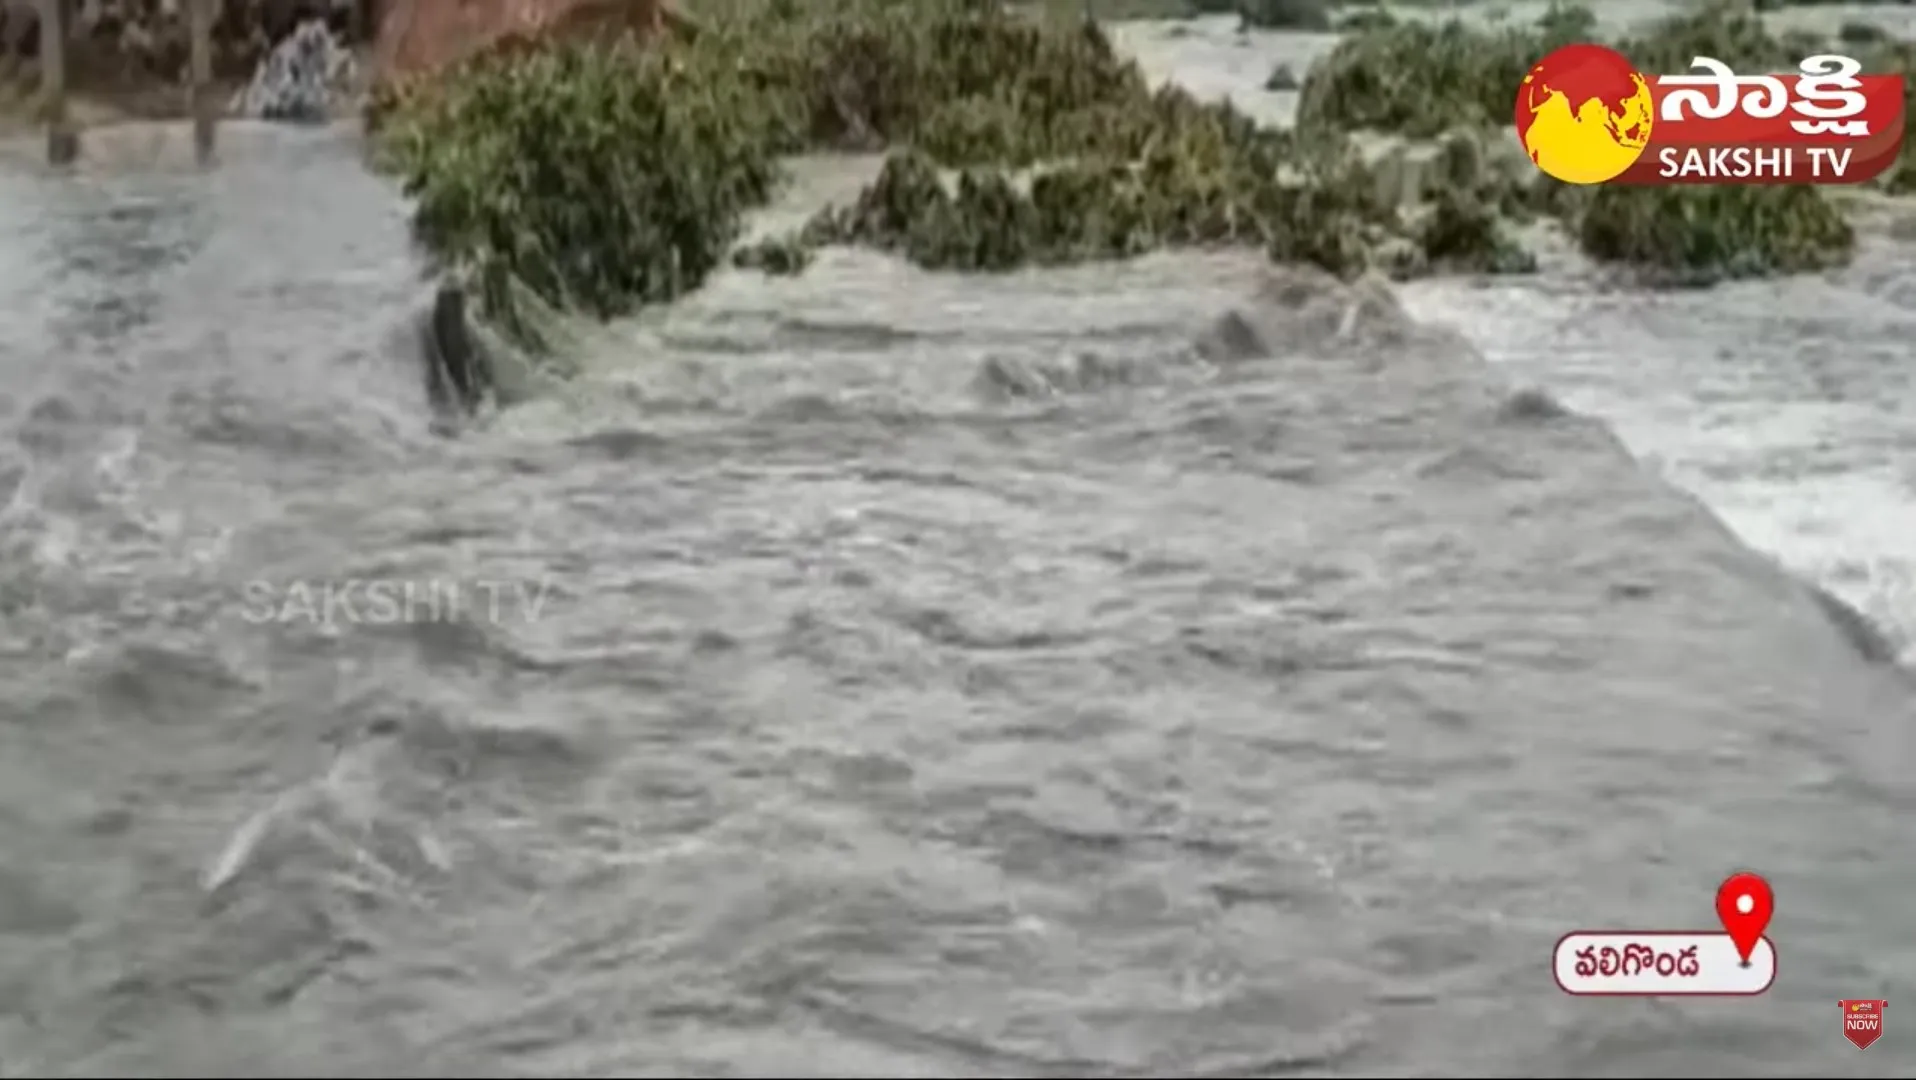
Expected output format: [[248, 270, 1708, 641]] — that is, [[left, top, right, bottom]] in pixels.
[[1396, 260, 1916, 666], [1110, 0, 1916, 669]]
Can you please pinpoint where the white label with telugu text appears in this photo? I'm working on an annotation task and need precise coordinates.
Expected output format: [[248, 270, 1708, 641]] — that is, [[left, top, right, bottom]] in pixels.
[[1554, 932, 1775, 995]]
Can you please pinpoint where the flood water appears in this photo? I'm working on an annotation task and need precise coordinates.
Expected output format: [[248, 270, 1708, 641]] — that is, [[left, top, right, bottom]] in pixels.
[[1, 10, 1913, 1078]]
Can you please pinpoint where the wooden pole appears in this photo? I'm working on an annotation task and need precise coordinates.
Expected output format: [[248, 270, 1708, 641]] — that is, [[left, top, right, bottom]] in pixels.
[[39, 0, 77, 164], [188, 0, 214, 162]]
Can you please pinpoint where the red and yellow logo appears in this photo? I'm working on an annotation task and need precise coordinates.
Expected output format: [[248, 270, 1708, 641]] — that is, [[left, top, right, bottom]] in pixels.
[[1516, 44, 1654, 184], [1514, 44, 1906, 185]]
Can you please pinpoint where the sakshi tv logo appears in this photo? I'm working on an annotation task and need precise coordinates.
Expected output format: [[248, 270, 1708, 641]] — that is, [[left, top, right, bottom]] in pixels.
[[1841, 999, 1887, 1051], [1514, 42, 1906, 185]]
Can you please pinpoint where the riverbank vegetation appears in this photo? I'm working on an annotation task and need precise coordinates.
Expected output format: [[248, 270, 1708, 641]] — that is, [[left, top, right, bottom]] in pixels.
[[371, 0, 1903, 348], [1578, 184, 1854, 284], [375, 0, 1531, 347], [1293, 1, 1889, 281]]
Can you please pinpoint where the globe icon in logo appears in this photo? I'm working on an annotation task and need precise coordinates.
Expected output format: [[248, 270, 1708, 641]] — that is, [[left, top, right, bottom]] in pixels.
[[1515, 43, 1655, 185]]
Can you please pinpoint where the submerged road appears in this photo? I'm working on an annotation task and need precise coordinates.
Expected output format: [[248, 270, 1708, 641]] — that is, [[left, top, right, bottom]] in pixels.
[[2, 24, 1915, 1075]]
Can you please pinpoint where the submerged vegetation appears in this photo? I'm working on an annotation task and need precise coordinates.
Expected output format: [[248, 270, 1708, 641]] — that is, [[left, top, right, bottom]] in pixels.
[[371, 0, 1894, 349], [1579, 185, 1854, 284], [1293, 2, 1874, 281], [1235, 0, 1330, 31], [375, 0, 1513, 347], [383, 40, 782, 342]]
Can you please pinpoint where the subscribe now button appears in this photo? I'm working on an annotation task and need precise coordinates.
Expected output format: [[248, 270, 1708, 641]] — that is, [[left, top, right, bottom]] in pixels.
[[1554, 932, 1777, 995]]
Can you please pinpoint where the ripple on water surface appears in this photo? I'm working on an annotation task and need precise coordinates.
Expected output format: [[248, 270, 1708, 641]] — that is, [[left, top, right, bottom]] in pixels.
[[2, 87, 1915, 1080]]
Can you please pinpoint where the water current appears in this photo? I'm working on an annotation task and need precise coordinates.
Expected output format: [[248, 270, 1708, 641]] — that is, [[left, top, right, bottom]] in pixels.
[[1, 9, 1914, 1077]]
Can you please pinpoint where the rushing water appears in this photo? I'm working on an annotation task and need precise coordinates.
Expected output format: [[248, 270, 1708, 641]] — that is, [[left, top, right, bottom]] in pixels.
[[2, 12, 1915, 1079], [1111, 8, 1916, 661]]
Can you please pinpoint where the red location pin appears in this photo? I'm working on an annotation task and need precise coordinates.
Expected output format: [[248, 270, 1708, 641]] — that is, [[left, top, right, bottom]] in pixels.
[[1716, 872, 1774, 966]]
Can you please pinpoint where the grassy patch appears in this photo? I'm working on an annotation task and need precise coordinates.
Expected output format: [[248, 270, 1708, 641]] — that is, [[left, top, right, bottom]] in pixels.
[[782, 98, 1398, 272], [1295, 2, 1864, 278], [377, 36, 787, 347], [1236, 0, 1331, 31], [1578, 185, 1854, 284], [1850, 36, 1916, 193], [375, 0, 1868, 354], [1293, 12, 1580, 138], [377, 0, 1531, 349]]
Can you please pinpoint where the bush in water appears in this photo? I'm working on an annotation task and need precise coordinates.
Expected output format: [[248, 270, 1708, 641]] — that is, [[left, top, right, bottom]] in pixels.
[[380, 0, 1191, 338], [1847, 36, 1916, 194], [1293, 6, 1592, 138], [1578, 184, 1855, 284], [1297, 3, 1861, 276], [1291, 4, 1821, 140], [374, 0, 1539, 347], [1235, 0, 1330, 31], [774, 104, 1402, 275], [381, 38, 783, 333]]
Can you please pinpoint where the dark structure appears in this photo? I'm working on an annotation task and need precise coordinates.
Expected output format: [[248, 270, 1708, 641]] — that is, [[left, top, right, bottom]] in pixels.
[[421, 282, 494, 420]]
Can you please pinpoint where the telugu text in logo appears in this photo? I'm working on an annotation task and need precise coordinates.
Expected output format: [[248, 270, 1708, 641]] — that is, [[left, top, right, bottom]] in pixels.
[[1514, 47, 1905, 185], [1840, 999, 1886, 1051]]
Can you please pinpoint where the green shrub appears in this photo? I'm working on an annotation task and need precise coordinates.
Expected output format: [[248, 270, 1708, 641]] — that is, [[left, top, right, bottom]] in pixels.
[[1414, 191, 1537, 275], [1334, 9, 1397, 33], [1294, 17, 1572, 137], [378, 1, 1168, 343], [799, 91, 1410, 276], [379, 0, 1477, 334], [726, 9, 1151, 155], [1610, 5, 1802, 77], [383, 40, 784, 335], [1237, 0, 1330, 31], [1851, 37, 1916, 193], [1754, 0, 1892, 8], [1838, 21, 1889, 47], [1577, 185, 1854, 283], [1286, 2, 1859, 283], [1533, 2, 1594, 41], [1294, 4, 1806, 140], [375, 0, 1853, 361]]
